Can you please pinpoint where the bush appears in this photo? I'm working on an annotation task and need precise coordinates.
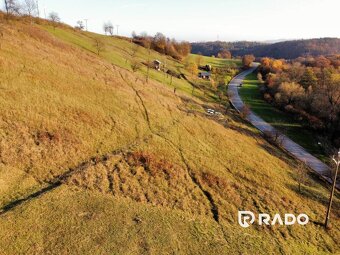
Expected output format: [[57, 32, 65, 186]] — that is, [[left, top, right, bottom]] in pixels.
[[263, 130, 284, 146], [263, 93, 273, 103], [240, 105, 251, 118]]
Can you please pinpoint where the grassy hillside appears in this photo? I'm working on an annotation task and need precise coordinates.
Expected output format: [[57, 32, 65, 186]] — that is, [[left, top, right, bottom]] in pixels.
[[0, 15, 339, 254], [42, 26, 239, 102]]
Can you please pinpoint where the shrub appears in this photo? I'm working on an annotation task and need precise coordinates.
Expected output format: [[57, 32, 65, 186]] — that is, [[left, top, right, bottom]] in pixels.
[[263, 93, 273, 103], [240, 105, 251, 118]]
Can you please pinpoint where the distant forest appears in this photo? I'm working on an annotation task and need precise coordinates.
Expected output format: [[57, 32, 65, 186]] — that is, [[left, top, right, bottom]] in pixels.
[[191, 38, 340, 59]]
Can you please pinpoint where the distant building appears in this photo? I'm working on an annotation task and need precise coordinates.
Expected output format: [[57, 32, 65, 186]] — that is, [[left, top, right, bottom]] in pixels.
[[153, 60, 162, 71], [199, 64, 212, 72], [198, 71, 211, 80]]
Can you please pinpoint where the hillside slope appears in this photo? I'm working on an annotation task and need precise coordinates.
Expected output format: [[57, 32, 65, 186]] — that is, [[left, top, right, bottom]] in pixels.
[[0, 16, 339, 254]]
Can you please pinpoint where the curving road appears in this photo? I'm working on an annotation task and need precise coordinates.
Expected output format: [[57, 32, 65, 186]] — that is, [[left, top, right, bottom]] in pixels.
[[228, 64, 339, 189]]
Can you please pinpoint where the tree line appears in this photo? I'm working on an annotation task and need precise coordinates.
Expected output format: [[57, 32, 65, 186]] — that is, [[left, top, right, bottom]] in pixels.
[[257, 55, 340, 147], [2, 0, 61, 26], [132, 32, 191, 60], [3, 0, 39, 16], [191, 41, 264, 57], [191, 38, 340, 59]]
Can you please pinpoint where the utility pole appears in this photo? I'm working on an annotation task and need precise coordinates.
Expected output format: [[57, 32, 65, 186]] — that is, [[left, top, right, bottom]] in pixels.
[[146, 46, 150, 83], [84, 19, 88, 31], [116, 24, 120, 35], [325, 149, 340, 228], [36, 0, 40, 17]]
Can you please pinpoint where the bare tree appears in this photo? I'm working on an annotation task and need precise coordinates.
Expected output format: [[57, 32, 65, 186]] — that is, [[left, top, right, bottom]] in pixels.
[[240, 104, 251, 119], [4, 0, 21, 15], [93, 38, 105, 55], [126, 43, 139, 64], [296, 161, 308, 193], [143, 37, 152, 83], [75, 20, 85, 30], [103, 21, 114, 36], [263, 130, 284, 146], [23, 0, 37, 16], [48, 12, 60, 30], [130, 59, 142, 72]]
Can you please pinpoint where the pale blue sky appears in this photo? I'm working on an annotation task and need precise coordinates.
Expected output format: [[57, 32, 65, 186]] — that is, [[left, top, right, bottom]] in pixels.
[[38, 0, 340, 42]]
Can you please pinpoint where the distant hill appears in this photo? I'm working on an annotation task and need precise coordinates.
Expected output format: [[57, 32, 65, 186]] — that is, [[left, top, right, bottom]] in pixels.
[[192, 38, 340, 59], [191, 41, 265, 57]]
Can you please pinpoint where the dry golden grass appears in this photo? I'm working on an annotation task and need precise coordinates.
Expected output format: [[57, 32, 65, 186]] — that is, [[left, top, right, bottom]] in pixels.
[[0, 15, 339, 254]]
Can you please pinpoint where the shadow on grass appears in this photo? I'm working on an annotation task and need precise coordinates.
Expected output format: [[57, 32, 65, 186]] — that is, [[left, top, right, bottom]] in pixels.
[[286, 172, 340, 211], [228, 124, 261, 140], [0, 182, 61, 215], [257, 142, 293, 163]]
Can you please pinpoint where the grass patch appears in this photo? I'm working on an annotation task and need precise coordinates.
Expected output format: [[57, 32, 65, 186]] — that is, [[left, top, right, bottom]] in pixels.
[[239, 73, 327, 161], [187, 54, 242, 68]]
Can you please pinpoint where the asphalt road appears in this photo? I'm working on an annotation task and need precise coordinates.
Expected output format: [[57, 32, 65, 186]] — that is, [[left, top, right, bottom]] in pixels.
[[228, 64, 339, 189]]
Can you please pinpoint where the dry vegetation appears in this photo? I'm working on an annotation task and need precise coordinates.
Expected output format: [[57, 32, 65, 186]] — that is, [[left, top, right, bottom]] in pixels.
[[0, 14, 339, 254]]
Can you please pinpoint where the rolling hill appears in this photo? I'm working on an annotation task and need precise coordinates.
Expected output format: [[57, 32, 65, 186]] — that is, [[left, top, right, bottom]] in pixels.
[[0, 13, 339, 254], [192, 38, 340, 59]]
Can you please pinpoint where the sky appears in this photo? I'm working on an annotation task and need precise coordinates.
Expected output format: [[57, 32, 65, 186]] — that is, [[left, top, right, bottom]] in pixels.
[[37, 0, 340, 42]]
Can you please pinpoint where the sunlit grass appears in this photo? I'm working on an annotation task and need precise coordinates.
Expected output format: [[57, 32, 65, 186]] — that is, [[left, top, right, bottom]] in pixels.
[[0, 16, 338, 254]]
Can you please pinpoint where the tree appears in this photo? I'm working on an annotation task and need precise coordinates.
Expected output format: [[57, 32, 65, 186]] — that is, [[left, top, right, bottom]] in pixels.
[[130, 60, 142, 72], [240, 104, 251, 119], [143, 37, 152, 83], [103, 22, 114, 36], [321, 70, 340, 123], [76, 20, 85, 30], [300, 67, 318, 89], [315, 56, 331, 69], [23, 0, 37, 16], [278, 82, 304, 104], [185, 61, 198, 77], [127, 43, 139, 64], [242, 54, 255, 69], [296, 161, 308, 193], [93, 38, 105, 55], [4, 0, 21, 15], [48, 12, 60, 30], [271, 59, 284, 73], [152, 32, 166, 54], [217, 49, 232, 59]]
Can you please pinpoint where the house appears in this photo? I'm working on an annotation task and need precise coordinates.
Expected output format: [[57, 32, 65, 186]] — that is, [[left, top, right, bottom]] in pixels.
[[153, 60, 162, 71], [198, 71, 211, 80]]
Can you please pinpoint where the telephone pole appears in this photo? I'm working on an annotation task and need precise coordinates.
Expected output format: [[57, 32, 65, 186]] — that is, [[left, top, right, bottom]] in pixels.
[[36, 0, 40, 17], [325, 149, 340, 228]]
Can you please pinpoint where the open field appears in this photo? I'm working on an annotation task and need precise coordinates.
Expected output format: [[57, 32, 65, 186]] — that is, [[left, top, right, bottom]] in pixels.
[[187, 54, 242, 68], [239, 73, 328, 162], [0, 15, 339, 254]]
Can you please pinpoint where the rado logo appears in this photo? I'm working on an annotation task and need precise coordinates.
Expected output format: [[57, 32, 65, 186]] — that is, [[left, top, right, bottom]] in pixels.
[[238, 211, 309, 228]]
